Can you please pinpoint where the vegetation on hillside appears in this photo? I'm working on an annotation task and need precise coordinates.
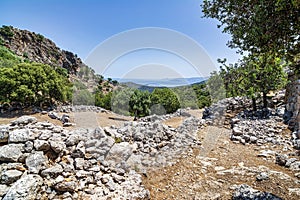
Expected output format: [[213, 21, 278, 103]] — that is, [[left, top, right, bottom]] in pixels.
[[202, 0, 298, 110], [0, 44, 72, 108]]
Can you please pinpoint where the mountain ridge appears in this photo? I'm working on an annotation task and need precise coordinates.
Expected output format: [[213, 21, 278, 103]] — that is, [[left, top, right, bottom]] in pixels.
[[0, 25, 86, 74]]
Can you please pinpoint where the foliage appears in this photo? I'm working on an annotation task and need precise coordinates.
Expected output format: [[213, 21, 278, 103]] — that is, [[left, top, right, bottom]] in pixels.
[[0, 45, 22, 68], [202, 0, 299, 56], [192, 83, 211, 108], [0, 25, 14, 38], [72, 89, 94, 105], [111, 88, 135, 116], [150, 88, 180, 114], [95, 91, 112, 110], [206, 71, 226, 103], [129, 90, 151, 118], [36, 33, 44, 42], [0, 63, 72, 106], [172, 86, 198, 109], [218, 53, 287, 110]]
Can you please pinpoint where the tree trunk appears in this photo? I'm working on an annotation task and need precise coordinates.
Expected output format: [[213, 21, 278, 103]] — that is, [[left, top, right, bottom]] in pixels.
[[263, 91, 268, 108], [252, 97, 257, 111]]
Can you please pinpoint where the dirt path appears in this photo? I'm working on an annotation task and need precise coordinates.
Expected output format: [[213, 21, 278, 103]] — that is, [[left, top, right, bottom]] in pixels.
[[142, 126, 300, 199]]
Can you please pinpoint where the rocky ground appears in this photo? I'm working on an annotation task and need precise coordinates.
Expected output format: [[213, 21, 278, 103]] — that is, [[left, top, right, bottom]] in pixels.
[[0, 95, 299, 199]]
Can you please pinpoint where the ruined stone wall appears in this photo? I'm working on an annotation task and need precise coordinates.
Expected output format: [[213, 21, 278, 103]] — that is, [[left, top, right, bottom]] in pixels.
[[285, 70, 300, 133]]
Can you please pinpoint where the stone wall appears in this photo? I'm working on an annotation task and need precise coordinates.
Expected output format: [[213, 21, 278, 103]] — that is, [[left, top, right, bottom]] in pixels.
[[285, 70, 300, 134]]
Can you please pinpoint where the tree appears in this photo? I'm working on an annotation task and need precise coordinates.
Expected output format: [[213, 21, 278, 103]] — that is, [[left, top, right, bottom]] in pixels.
[[111, 88, 135, 116], [0, 63, 72, 106], [95, 91, 112, 110], [129, 90, 151, 119], [217, 53, 287, 110], [206, 71, 226, 103], [150, 88, 180, 114], [202, 0, 299, 57]]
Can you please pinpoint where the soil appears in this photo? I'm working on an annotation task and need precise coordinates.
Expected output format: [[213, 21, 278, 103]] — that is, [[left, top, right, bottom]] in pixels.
[[142, 126, 300, 199]]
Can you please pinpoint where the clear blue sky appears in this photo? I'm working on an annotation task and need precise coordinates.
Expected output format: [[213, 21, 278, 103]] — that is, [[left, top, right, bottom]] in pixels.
[[0, 0, 241, 78]]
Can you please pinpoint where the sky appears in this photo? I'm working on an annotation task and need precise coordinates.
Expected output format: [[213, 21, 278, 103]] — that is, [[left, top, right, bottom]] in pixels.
[[0, 0, 242, 79]]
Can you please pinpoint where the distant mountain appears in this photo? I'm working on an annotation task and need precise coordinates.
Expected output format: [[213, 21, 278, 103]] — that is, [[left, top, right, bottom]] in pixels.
[[115, 77, 208, 87]]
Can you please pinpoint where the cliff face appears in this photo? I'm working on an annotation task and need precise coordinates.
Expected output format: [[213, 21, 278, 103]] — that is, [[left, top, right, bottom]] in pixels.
[[0, 25, 85, 74]]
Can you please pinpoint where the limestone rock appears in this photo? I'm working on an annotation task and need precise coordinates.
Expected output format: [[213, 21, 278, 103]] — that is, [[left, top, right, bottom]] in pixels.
[[34, 139, 50, 151], [232, 184, 282, 200], [11, 116, 37, 126], [25, 151, 47, 173], [3, 174, 43, 200], [0, 144, 23, 162], [9, 129, 34, 143], [1, 170, 23, 184]]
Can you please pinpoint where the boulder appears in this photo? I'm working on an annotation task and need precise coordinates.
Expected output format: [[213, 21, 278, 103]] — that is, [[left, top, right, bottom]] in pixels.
[[105, 142, 132, 166], [3, 174, 43, 200], [1, 170, 23, 184], [232, 184, 282, 200], [34, 140, 50, 151], [54, 181, 77, 192], [11, 116, 37, 126], [0, 144, 23, 162], [41, 164, 63, 178], [9, 129, 34, 143], [0, 125, 9, 143], [25, 151, 47, 173]]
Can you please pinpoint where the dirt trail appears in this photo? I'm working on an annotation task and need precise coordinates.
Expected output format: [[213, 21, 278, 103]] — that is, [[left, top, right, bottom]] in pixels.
[[142, 125, 300, 200]]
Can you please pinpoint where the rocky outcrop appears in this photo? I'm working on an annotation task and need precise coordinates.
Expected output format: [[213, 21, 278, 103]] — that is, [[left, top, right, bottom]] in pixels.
[[0, 25, 86, 74], [284, 69, 300, 133]]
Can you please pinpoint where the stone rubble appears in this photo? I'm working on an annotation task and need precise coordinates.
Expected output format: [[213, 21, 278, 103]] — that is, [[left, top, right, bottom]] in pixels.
[[0, 112, 203, 199]]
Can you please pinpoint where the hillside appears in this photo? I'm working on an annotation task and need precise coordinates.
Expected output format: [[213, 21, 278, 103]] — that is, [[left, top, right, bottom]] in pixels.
[[0, 25, 85, 74]]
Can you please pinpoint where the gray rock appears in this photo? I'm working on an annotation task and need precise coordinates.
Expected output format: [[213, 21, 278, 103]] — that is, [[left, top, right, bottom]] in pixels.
[[48, 111, 60, 120], [74, 158, 85, 170], [54, 181, 77, 192], [71, 141, 85, 158], [256, 172, 269, 181], [61, 114, 70, 123], [34, 139, 50, 151], [0, 125, 9, 143], [50, 140, 66, 154], [0, 144, 23, 162], [11, 116, 37, 126], [66, 133, 84, 146], [0, 184, 9, 198], [289, 161, 300, 171], [9, 129, 33, 143], [250, 136, 258, 143], [105, 142, 132, 165], [232, 127, 243, 136], [275, 154, 288, 166], [105, 179, 116, 191], [3, 174, 43, 200], [41, 164, 63, 178], [1, 170, 23, 184], [232, 184, 282, 200], [25, 151, 47, 173], [24, 141, 33, 153]]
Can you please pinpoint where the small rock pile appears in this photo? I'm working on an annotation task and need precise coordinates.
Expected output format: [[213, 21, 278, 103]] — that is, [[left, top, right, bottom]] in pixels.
[[103, 116, 203, 172], [56, 105, 107, 113], [230, 110, 289, 146], [202, 97, 252, 127], [232, 184, 282, 200]]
